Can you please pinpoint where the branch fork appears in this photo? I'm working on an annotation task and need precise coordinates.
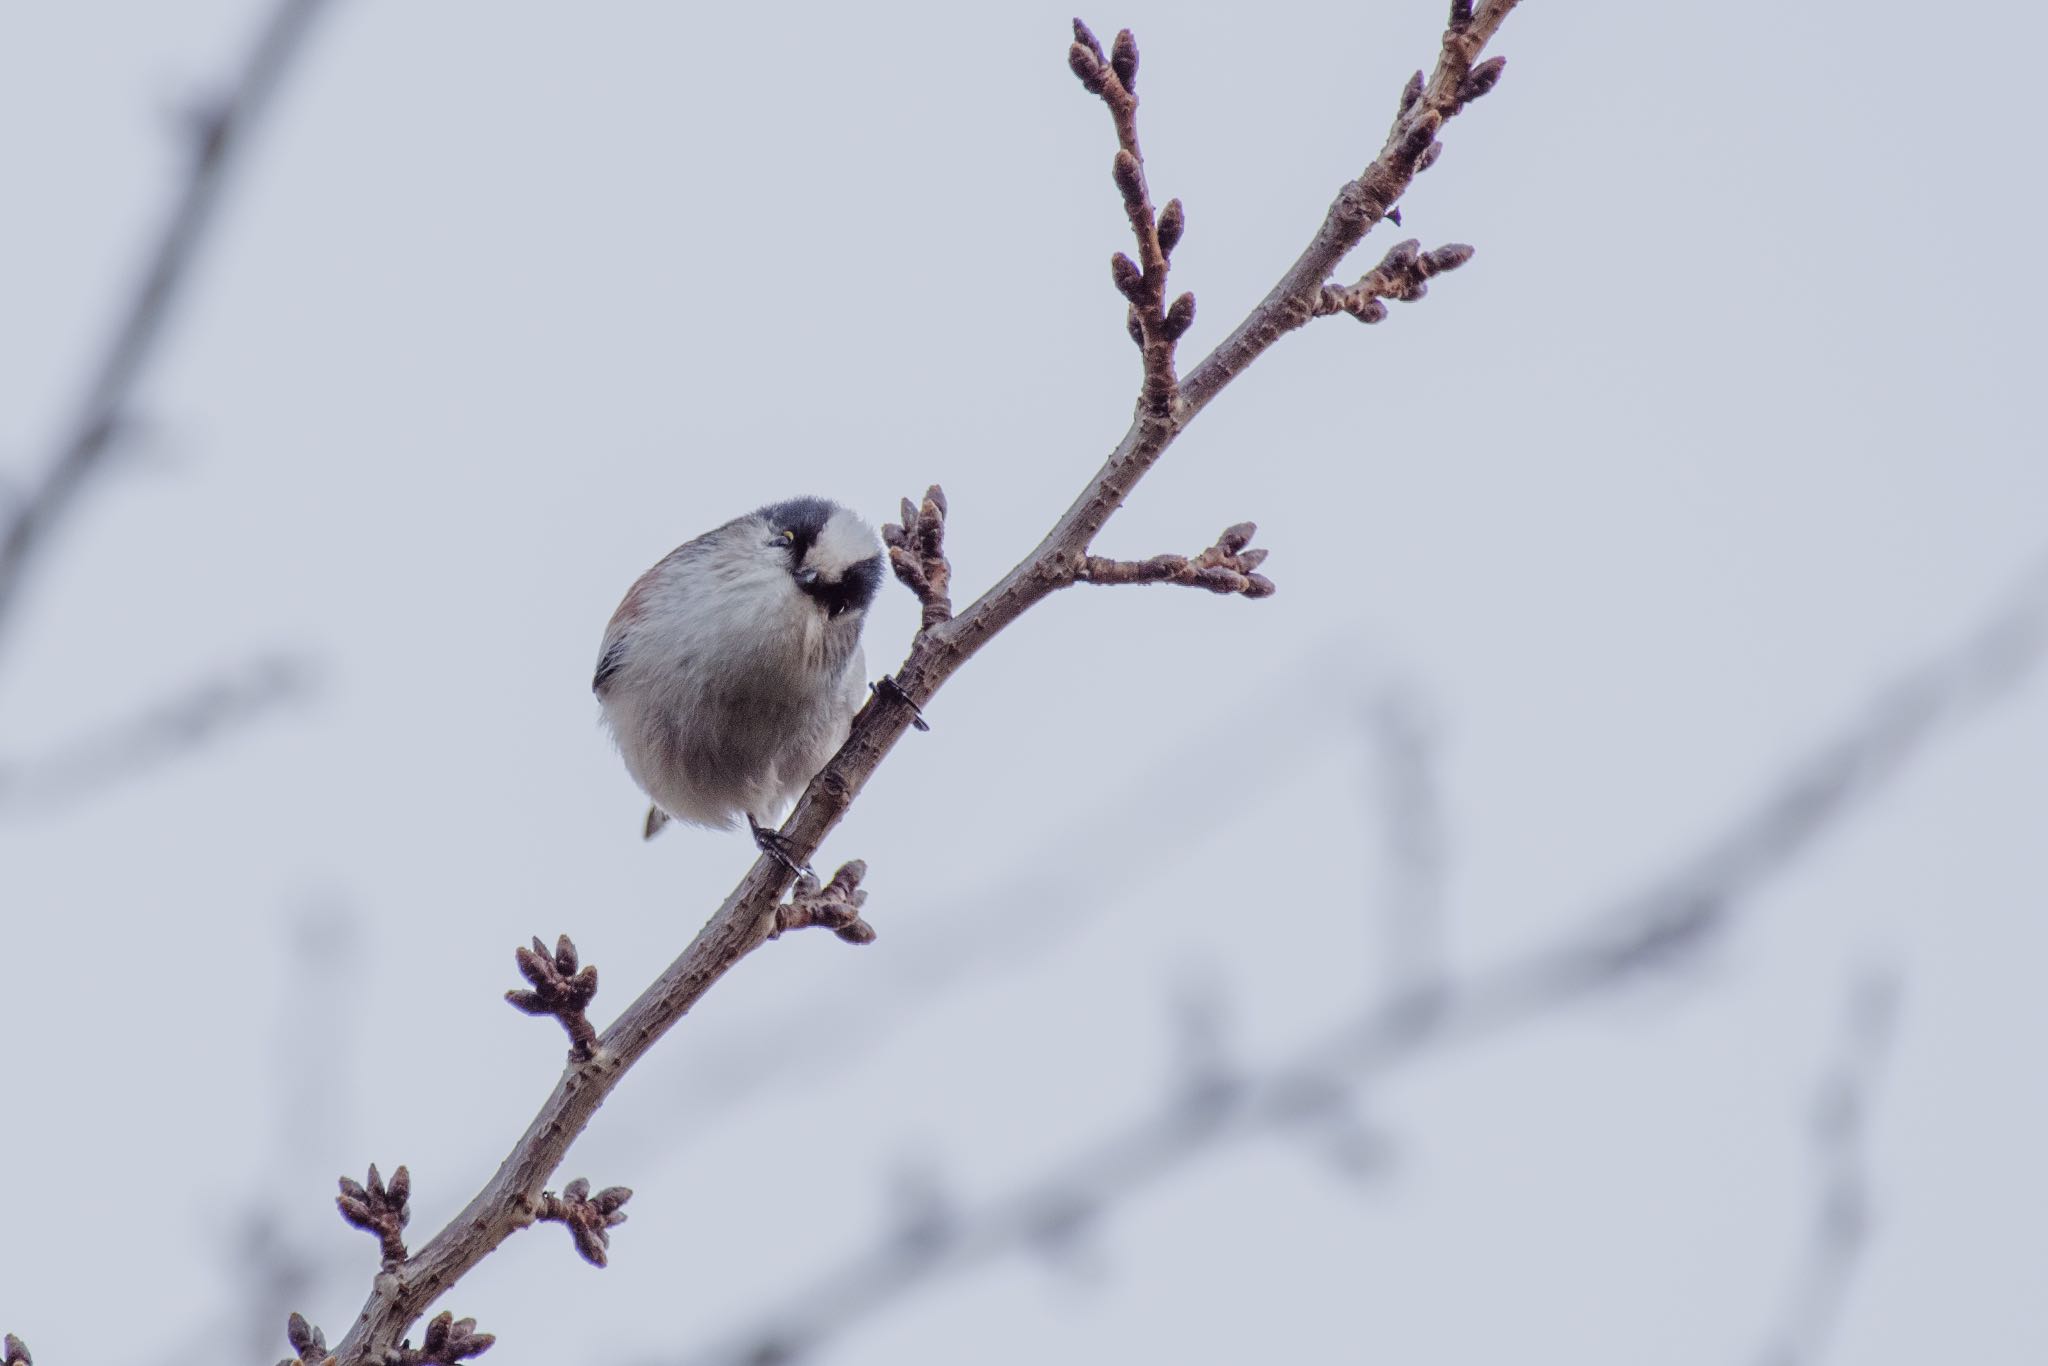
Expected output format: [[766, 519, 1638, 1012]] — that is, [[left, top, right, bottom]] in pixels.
[[1079, 522, 1275, 598], [535, 1177, 634, 1268], [767, 860, 877, 945], [336, 1163, 411, 1269], [504, 934, 599, 1061]]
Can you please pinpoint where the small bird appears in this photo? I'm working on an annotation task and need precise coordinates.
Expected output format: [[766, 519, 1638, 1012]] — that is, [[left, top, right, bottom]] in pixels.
[[594, 496, 883, 864]]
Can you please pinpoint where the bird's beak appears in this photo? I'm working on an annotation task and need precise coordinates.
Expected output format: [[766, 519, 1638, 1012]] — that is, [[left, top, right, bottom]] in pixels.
[[797, 568, 819, 587]]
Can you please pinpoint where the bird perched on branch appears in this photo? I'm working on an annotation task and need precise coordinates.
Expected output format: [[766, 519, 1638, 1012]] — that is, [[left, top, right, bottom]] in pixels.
[[594, 496, 883, 869]]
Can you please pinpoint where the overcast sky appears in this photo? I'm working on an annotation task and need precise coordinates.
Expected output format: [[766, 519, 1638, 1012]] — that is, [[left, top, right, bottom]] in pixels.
[[3, 1, 2045, 1363]]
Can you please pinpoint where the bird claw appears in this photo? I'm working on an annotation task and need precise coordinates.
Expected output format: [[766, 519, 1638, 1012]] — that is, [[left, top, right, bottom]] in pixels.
[[871, 674, 931, 732], [748, 814, 814, 880]]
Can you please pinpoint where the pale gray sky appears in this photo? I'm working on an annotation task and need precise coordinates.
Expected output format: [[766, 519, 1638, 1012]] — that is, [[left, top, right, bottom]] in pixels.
[[3, 1, 2044, 1363]]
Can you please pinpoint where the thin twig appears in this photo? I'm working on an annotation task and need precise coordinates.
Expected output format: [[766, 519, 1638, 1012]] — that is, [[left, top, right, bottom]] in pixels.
[[1068, 22, 1195, 418], [1753, 970, 1901, 1366], [0, 0, 335, 659], [1174, 0, 1520, 419], [881, 486, 952, 633], [335, 1165, 411, 1271], [1076, 522, 1275, 597], [662, 559, 2043, 1366], [1314, 238, 1478, 325], [505, 935, 602, 1062], [535, 1178, 635, 1269], [765, 862, 878, 945], [324, 8, 1530, 1358]]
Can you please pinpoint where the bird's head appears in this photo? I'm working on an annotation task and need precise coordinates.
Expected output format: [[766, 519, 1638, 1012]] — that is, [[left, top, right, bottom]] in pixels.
[[761, 497, 883, 619]]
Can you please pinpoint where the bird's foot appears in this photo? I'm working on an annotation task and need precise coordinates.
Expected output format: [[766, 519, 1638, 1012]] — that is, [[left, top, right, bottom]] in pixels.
[[748, 814, 814, 880], [871, 674, 931, 732]]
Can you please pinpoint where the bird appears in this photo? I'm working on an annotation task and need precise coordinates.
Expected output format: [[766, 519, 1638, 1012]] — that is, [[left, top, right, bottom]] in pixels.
[[593, 496, 883, 868]]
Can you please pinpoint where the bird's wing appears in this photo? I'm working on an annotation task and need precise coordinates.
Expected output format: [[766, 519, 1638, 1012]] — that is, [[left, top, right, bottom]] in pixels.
[[593, 532, 719, 696]]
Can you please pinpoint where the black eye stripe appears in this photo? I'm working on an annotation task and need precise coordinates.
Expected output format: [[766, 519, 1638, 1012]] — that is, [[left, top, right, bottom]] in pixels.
[[796, 553, 883, 619]]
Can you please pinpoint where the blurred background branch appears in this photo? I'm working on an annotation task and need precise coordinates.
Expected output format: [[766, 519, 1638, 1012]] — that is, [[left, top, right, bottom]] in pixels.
[[597, 651, 1351, 1169], [0, 0, 335, 658], [660, 555, 2046, 1366], [0, 2, 337, 1355], [1753, 968, 1900, 1366], [137, 900, 366, 1366], [1363, 685, 1449, 1005]]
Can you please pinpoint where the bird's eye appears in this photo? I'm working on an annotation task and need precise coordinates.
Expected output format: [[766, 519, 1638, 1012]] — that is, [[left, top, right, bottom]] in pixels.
[[782, 529, 796, 543]]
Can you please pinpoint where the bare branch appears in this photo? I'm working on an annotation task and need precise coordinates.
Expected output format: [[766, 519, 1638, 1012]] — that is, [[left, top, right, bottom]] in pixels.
[[327, 9, 1536, 1357], [1753, 970, 1901, 1366], [0, 0, 335, 657], [0, 654, 311, 817], [505, 935, 600, 1062], [1076, 521, 1274, 597]]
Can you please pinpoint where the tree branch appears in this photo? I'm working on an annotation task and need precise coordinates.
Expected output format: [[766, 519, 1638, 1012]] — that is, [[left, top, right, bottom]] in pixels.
[[0, 0, 335, 659], [1075, 521, 1275, 597], [322, 7, 1530, 1358]]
